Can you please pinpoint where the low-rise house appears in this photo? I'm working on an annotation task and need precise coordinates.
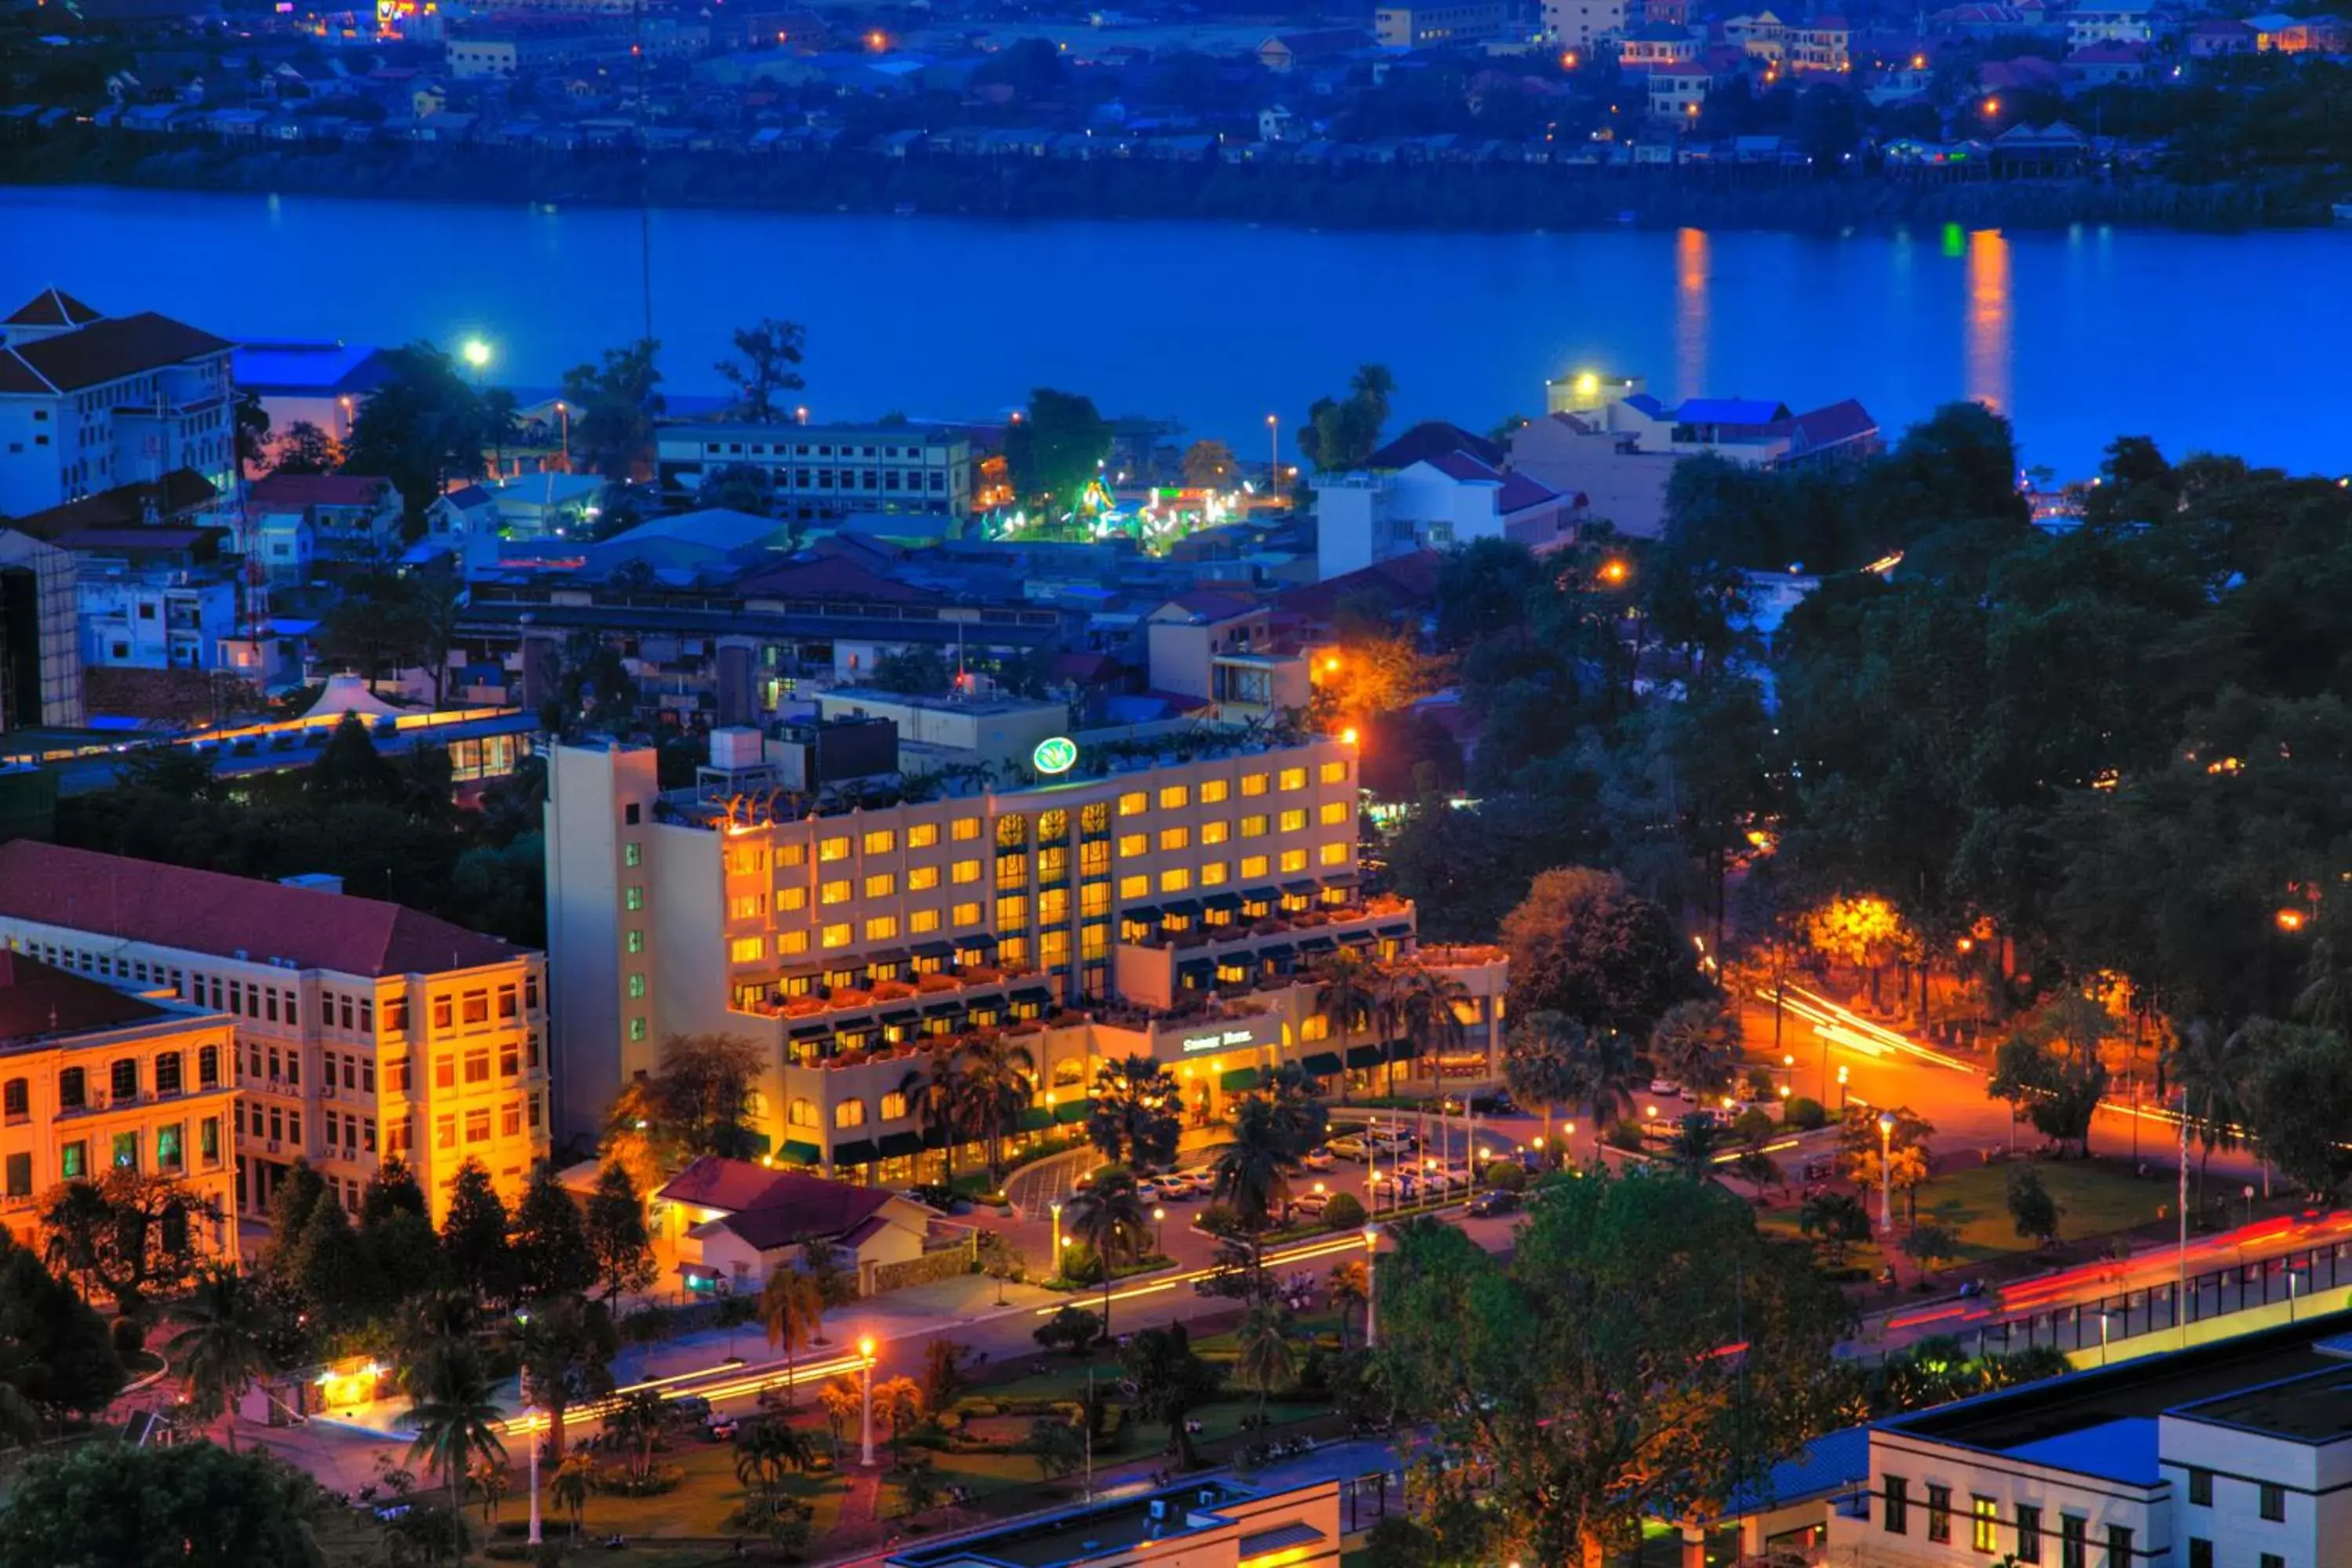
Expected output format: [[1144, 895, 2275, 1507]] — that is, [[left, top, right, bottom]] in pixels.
[[2064, 40, 2153, 84], [1647, 60, 1714, 118], [2184, 17, 2256, 55], [1257, 28, 1370, 71], [2066, 0, 2154, 44], [654, 1155, 935, 1295], [248, 473, 405, 579]]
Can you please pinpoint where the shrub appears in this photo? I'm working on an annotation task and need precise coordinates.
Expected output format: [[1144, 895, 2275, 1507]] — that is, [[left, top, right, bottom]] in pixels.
[[1603, 1119, 1647, 1151], [1784, 1096, 1830, 1131], [1483, 1160, 1527, 1193], [594, 1463, 684, 1497], [1321, 1192, 1366, 1229], [111, 1316, 145, 1358], [1196, 1203, 1241, 1238]]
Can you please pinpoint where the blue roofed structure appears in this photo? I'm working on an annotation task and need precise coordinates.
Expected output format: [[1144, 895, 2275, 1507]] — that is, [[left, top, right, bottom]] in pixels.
[[231, 339, 392, 396], [1672, 397, 1792, 427]]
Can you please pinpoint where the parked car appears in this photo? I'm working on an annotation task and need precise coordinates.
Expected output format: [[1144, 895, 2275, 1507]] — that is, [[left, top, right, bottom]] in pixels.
[[1292, 1189, 1333, 1218], [665, 1394, 711, 1422], [1439, 1089, 1518, 1117], [1467, 1189, 1521, 1218], [1327, 1134, 1370, 1162], [1300, 1146, 1336, 1172], [1156, 1173, 1198, 1201], [703, 1414, 740, 1442], [1134, 1181, 1163, 1203], [1649, 1079, 1682, 1098]]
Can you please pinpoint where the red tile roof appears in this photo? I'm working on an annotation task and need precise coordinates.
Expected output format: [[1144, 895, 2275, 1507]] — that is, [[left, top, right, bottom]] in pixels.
[[734, 555, 936, 602], [0, 949, 170, 1046], [659, 1156, 897, 1250], [1773, 397, 1880, 452], [1, 312, 234, 394], [1497, 470, 1562, 514], [4, 288, 103, 330], [248, 474, 397, 510], [0, 842, 528, 978], [1367, 421, 1505, 473], [7, 470, 220, 542], [1275, 550, 1443, 623], [1423, 450, 1504, 483]]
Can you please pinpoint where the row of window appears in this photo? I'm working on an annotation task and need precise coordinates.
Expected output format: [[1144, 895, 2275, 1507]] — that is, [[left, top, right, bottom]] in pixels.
[[2185, 1465, 2286, 1519], [698, 440, 951, 461], [3, 1116, 224, 1196], [1885, 1479, 2128, 1566], [6, 1045, 228, 1117]]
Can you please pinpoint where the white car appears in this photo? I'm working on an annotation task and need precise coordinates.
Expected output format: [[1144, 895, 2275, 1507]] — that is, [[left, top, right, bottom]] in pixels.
[[1291, 1189, 1332, 1217], [1300, 1147, 1336, 1172], [1134, 1181, 1163, 1203], [1650, 1079, 1682, 1098], [1327, 1134, 1370, 1162]]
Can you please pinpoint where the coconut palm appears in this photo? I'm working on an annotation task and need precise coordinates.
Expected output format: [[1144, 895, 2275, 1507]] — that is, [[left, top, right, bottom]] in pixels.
[[1666, 1112, 1726, 1180], [872, 1375, 925, 1464], [392, 1287, 480, 1406], [733, 1415, 816, 1509], [1325, 1258, 1369, 1349], [2169, 1018, 2251, 1203], [550, 1451, 596, 1540], [470, 1454, 509, 1524], [1312, 951, 1386, 1096], [758, 1268, 826, 1411], [166, 1262, 270, 1450], [504, 1293, 615, 1466], [1502, 1009, 1584, 1156], [1567, 1025, 1644, 1158], [960, 1033, 1039, 1185], [1392, 966, 1470, 1094], [1212, 1097, 1296, 1295], [1062, 1167, 1149, 1340], [904, 1047, 969, 1186], [1235, 1303, 1298, 1430], [1649, 998, 1738, 1099], [405, 1342, 507, 1532]]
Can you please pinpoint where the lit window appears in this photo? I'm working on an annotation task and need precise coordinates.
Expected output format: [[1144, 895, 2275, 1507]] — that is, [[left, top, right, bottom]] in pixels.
[[863, 829, 895, 855], [1081, 802, 1109, 833], [1118, 791, 1148, 816], [952, 859, 981, 884], [1319, 760, 1348, 783], [731, 893, 768, 919], [1279, 767, 1307, 790], [624, 886, 645, 911], [996, 813, 1029, 848], [1202, 862, 1229, 885], [952, 817, 981, 840], [865, 916, 899, 941], [998, 895, 1029, 930], [1039, 809, 1067, 840], [821, 924, 852, 949], [1117, 833, 1147, 858], [909, 866, 939, 891], [1319, 841, 1350, 866], [1280, 848, 1308, 872], [465, 1108, 491, 1144], [1320, 800, 1350, 825], [626, 930, 646, 953], [789, 1097, 818, 1127], [952, 902, 982, 927], [778, 842, 808, 866], [1119, 874, 1149, 899], [1241, 855, 1269, 879], [1200, 779, 1229, 804], [909, 909, 941, 933], [778, 887, 807, 910], [1279, 809, 1308, 832], [729, 938, 764, 963], [1241, 815, 1269, 838], [834, 1098, 866, 1128], [624, 842, 643, 867], [1158, 785, 1189, 809], [1202, 822, 1230, 844], [1972, 1497, 1999, 1555], [1159, 826, 1190, 851], [818, 836, 851, 862], [909, 823, 939, 848], [1241, 772, 1269, 796], [779, 931, 810, 954], [1160, 868, 1192, 892], [864, 873, 896, 898], [628, 1017, 648, 1041], [628, 974, 648, 999], [820, 880, 851, 905]]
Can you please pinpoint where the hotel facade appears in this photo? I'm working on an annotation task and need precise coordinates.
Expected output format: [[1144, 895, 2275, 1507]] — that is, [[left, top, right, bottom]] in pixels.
[[546, 728, 1507, 1178], [0, 842, 551, 1229]]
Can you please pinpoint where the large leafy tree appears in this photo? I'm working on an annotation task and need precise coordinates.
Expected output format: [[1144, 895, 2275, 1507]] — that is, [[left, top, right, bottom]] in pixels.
[[0, 1229, 125, 1433], [1120, 1323, 1224, 1469], [39, 1168, 217, 1316], [1004, 388, 1112, 510], [1499, 866, 1697, 1036], [2241, 1019, 2352, 1200], [1375, 1172, 1852, 1568], [0, 1439, 332, 1568], [605, 1033, 766, 1177], [511, 1162, 598, 1302], [505, 1292, 617, 1465], [342, 339, 510, 517], [437, 1158, 515, 1308], [561, 338, 665, 481], [583, 1161, 657, 1305], [714, 318, 808, 423]]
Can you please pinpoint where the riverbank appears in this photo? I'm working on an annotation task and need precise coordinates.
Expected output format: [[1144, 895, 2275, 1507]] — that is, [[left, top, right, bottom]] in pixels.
[[0, 134, 2319, 234]]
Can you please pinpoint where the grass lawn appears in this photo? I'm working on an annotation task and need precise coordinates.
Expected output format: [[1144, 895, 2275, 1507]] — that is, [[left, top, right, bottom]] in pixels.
[[1911, 1159, 2170, 1262]]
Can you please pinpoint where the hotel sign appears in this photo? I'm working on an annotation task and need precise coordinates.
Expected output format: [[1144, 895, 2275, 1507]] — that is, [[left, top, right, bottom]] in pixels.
[[1179, 1026, 1261, 1054], [1033, 736, 1079, 775]]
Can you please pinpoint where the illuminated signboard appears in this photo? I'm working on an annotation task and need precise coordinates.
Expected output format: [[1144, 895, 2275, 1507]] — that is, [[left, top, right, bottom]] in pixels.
[[1032, 736, 1078, 775], [1180, 1027, 1258, 1054]]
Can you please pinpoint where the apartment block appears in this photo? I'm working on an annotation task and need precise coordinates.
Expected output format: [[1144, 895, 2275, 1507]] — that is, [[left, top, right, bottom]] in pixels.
[[546, 728, 1506, 1178], [652, 422, 974, 521], [0, 842, 550, 1225], [0, 950, 238, 1257], [889, 1477, 1342, 1568]]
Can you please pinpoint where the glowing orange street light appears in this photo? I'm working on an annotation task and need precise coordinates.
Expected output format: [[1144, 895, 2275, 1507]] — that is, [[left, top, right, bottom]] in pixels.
[[1600, 559, 1629, 584], [1341, 726, 1360, 746], [2278, 909, 2308, 933]]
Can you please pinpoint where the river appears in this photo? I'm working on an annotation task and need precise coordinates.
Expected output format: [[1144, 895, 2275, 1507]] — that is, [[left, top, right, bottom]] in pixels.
[[5, 183, 2347, 477]]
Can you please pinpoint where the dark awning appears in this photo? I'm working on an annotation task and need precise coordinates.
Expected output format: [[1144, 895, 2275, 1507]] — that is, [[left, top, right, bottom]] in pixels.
[[789, 1022, 831, 1040], [1122, 906, 1162, 927], [1282, 880, 1320, 897], [1302, 1052, 1344, 1076], [1161, 899, 1202, 919], [780, 1139, 823, 1165], [1018, 1105, 1053, 1131], [958, 932, 1000, 951], [1323, 869, 1362, 887], [1011, 986, 1053, 1006], [1221, 1066, 1261, 1092], [832, 1139, 878, 1166], [1053, 1098, 1093, 1124], [1203, 893, 1244, 912], [1176, 959, 1214, 980], [1255, 942, 1296, 960], [1345, 1044, 1385, 1070], [913, 941, 956, 959], [1242, 887, 1280, 906], [1388, 1036, 1426, 1060], [865, 948, 911, 969], [1298, 935, 1338, 954], [877, 1131, 924, 1160], [1377, 922, 1411, 938], [881, 1009, 920, 1025], [922, 1000, 964, 1018]]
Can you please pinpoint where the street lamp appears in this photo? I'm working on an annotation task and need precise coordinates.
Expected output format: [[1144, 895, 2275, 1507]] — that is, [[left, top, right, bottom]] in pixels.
[[1050, 1200, 1063, 1276], [524, 1398, 542, 1544], [554, 400, 570, 469], [1362, 1224, 1380, 1348], [1878, 1111, 1897, 1233], [858, 1335, 877, 1468], [1266, 413, 1279, 485], [1836, 1065, 1849, 1111], [462, 337, 492, 381], [1153, 1206, 1165, 1253]]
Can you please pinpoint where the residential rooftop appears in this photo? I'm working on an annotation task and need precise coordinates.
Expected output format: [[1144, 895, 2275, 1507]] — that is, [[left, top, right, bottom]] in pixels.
[[889, 1479, 1260, 1568]]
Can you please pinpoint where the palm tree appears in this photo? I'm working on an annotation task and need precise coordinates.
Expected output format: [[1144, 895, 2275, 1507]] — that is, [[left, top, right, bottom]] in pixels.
[[733, 1416, 815, 1510], [1348, 363, 1397, 427], [961, 1033, 1038, 1185], [1235, 1303, 1298, 1431], [1800, 1190, 1871, 1268], [405, 1342, 508, 1532], [1211, 1097, 1295, 1294], [1312, 951, 1385, 1098], [1502, 1010, 1584, 1156], [1667, 1112, 1725, 1179], [758, 1269, 826, 1411], [504, 1294, 612, 1466], [166, 1262, 270, 1450], [2169, 1019, 2250, 1203], [1567, 1026, 1644, 1159], [1392, 966, 1469, 1094], [470, 1454, 509, 1524], [1062, 1167, 1148, 1340], [550, 1451, 596, 1540], [393, 1288, 480, 1406], [873, 1375, 925, 1464], [904, 1048, 968, 1187], [1326, 1259, 1369, 1350], [1650, 999, 1738, 1099], [2296, 936, 2350, 1031]]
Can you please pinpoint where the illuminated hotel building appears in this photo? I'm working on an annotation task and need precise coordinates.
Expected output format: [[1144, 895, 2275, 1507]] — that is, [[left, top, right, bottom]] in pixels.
[[0, 842, 550, 1226], [546, 724, 1507, 1179]]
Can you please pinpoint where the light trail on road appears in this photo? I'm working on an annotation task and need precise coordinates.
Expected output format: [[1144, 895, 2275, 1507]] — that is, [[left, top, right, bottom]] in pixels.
[[1029, 1229, 1388, 1317], [1778, 984, 1977, 1073], [498, 1352, 871, 1436]]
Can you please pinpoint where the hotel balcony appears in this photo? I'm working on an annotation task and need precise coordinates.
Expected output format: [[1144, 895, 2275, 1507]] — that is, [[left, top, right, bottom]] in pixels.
[[1109, 883, 1417, 1011], [731, 938, 1071, 1071]]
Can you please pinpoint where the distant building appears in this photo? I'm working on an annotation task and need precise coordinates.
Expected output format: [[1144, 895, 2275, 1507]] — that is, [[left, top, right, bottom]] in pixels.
[[1544, 0, 1628, 48], [653, 422, 973, 522], [0, 289, 237, 518], [1316, 451, 1577, 578], [1374, 0, 1511, 46], [1646, 60, 1715, 116], [2245, 10, 2350, 51], [230, 341, 392, 467], [247, 474, 405, 580], [1142, 591, 1312, 720], [887, 1478, 1344, 1568], [64, 526, 241, 672], [652, 1156, 934, 1296], [2065, 0, 2153, 45], [0, 528, 83, 731], [1257, 28, 1374, 70]]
